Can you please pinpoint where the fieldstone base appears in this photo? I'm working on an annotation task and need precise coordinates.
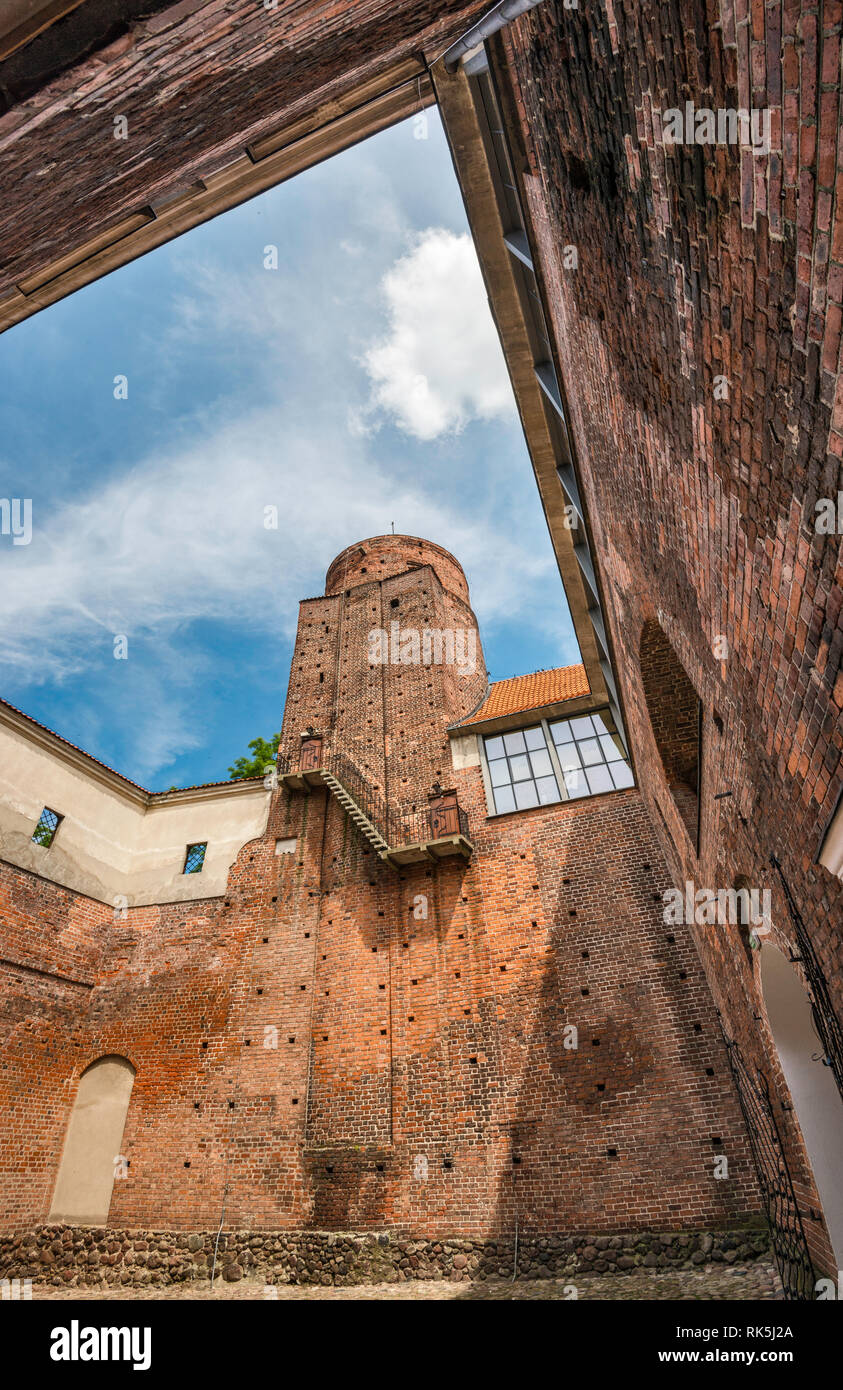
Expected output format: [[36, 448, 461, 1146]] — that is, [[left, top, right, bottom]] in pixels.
[[0, 1224, 771, 1289]]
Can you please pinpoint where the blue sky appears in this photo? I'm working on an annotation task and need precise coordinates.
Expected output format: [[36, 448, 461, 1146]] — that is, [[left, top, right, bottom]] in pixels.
[[0, 110, 578, 789]]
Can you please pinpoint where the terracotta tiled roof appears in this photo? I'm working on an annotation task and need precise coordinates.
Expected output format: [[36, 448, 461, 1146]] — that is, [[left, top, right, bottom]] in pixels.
[[459, 664, 590, 726]]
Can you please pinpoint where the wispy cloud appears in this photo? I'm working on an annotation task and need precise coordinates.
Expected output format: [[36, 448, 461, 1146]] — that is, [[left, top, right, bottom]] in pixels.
[[0, 398, 562, 696]]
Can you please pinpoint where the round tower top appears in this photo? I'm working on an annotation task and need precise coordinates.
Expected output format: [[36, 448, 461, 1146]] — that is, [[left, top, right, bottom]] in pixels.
[[325, 535, 471, 604]]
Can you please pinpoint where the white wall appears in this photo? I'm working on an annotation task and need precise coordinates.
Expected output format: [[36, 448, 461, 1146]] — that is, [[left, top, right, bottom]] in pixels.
[[760, 943, 843, 1266], [0, 705, 270, 906], [819, 796, 843, 880]]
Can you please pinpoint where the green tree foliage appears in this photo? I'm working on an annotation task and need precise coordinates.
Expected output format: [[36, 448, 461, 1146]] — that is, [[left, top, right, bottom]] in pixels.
[[227, 732, 281, 780]]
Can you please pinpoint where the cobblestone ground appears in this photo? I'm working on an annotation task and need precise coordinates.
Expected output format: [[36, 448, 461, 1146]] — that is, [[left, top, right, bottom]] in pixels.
[[31, 1262, 781, 1300]]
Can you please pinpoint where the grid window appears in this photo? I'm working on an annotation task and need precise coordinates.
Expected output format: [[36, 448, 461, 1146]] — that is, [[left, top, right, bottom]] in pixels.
[[183, 842, 207, 874], [549, 712, 634, 798], [485, 725, 560, 815], [32, 807, 62, 848], [483, 709, 635, 815]]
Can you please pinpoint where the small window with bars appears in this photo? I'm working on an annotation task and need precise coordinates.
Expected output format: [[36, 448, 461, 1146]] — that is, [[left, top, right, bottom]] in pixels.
[[32, 806, 62, 848], [183, 842, 207, 874], [549, 712, 635, 798]]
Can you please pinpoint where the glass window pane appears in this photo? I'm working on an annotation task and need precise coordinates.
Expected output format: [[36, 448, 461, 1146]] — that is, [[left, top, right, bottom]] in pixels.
[[564, 768, 588, 798], [591, 713, 611, 736], [509, 753, 531, 781], [610, 760, 635, 789], [514, 780, 539, 809], [549, 720, 573, 744], [578, 737, 603, 766], [536, 775, 559, 804], [503, 730, 526, 754], [489, 758, 511, 787], [585, 764, 614, 796], [569, 716, 594, 737], [528, 748, 553, 778], [485, 735, 504, 759], [524, 726, 546, 750], [557, 745, 581, 771], [599, 734, 623, 762], [493, 784, 516, 814]]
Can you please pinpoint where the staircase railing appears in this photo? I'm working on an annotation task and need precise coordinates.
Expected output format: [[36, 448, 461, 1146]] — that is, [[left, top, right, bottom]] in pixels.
[[278, 749, 469, 849], [720, 1029, 817, 1300], [770, 854, 843, 1103]]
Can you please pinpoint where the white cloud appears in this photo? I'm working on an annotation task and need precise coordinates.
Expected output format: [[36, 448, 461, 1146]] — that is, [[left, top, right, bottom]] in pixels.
[[362, 229, 516, 439]]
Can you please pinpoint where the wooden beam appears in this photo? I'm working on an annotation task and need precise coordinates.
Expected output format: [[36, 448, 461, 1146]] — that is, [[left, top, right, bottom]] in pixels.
[[432, 59, 608, 704], [0, 0, 87, 62], [0, 61, 434, 334]]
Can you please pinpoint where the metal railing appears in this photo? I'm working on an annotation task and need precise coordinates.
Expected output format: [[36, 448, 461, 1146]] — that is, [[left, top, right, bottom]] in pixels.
[[721, 1031, 817, 1300], [278, 749, 470, 849], [770, 854, 843, 1103]]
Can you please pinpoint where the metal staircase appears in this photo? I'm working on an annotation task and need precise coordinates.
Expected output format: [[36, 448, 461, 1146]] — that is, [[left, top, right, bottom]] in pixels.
[[278, 749, 472, 867], [319, 770, 390, 856]]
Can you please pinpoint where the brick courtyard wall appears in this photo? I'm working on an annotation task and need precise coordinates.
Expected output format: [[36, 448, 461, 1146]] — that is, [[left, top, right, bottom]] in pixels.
[[0, 1, 491, 293], [1, 0, 840, 1270], [0, 536, 765, 1245], [500, 0, 842, 1272]]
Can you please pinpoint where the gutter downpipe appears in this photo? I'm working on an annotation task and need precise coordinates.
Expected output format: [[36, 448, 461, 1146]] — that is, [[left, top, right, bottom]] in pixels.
[[442, 0, 546, 73]]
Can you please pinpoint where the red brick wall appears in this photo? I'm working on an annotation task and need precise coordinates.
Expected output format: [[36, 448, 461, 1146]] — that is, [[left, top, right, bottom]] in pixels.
[[0, 536, 764, 1242], [0, 0, 491, 294], [500, 0, 842, 1271], [0, 869, 110, 1230]]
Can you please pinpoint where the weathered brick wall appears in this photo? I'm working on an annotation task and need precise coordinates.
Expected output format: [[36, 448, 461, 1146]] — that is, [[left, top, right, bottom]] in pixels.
[[286, 535, 488, 811], [1, 0, 839, 1267], [501, 0, 842, 1272], [639, 619, 702, 793], [453, 767, 761, 1236], [0, 0, 490, 293], [0, 869, 111, 1230], [0, 536, 768, 1247], [325, 535, 472, 603]]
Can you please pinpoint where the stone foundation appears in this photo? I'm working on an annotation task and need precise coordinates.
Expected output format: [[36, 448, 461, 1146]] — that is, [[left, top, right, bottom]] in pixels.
[[0, 1224, 771, 1288]]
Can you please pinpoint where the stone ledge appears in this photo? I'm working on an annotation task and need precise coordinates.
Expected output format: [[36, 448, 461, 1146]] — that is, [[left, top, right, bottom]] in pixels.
[[0, 1223, 771, 1288]]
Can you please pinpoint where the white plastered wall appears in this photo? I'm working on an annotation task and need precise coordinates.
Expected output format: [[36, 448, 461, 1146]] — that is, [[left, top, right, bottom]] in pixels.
[[760, 943, 843, 1265], [819, 796, 843, 880], [0, 707, 271, 906]]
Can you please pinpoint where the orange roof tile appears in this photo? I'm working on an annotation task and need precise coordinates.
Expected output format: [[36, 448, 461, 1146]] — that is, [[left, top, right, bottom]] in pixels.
[[460, 664, 590, 726]]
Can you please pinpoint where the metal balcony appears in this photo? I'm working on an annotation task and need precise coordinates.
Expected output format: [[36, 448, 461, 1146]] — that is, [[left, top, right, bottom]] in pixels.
[[278, 749, 472, 866]]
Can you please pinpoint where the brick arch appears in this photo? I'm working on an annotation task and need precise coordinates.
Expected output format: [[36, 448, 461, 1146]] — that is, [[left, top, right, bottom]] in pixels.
[[48, 1055, 135, 1226], [639, 619, 701, 849]]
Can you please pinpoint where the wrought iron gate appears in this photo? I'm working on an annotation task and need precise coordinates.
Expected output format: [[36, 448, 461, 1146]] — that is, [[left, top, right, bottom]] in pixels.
[[770, 853, 843, 1102], [722, 1032, 817, 1300]]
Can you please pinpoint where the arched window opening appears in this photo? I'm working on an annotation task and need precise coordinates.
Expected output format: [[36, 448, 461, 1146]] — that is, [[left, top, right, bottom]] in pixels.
[[760, 945, 843, 1265], [639, 620, 702, 850], [49, 1055, 135, 1226]]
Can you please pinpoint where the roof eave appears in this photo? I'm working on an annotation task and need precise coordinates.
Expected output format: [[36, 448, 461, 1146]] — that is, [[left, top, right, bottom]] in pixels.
[[449, 689, 605, 737]]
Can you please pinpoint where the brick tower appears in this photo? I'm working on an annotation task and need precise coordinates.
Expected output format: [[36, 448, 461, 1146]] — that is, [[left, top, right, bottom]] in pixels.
[[219, 534, 762, 1240], [280, 534, 488, 825]]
